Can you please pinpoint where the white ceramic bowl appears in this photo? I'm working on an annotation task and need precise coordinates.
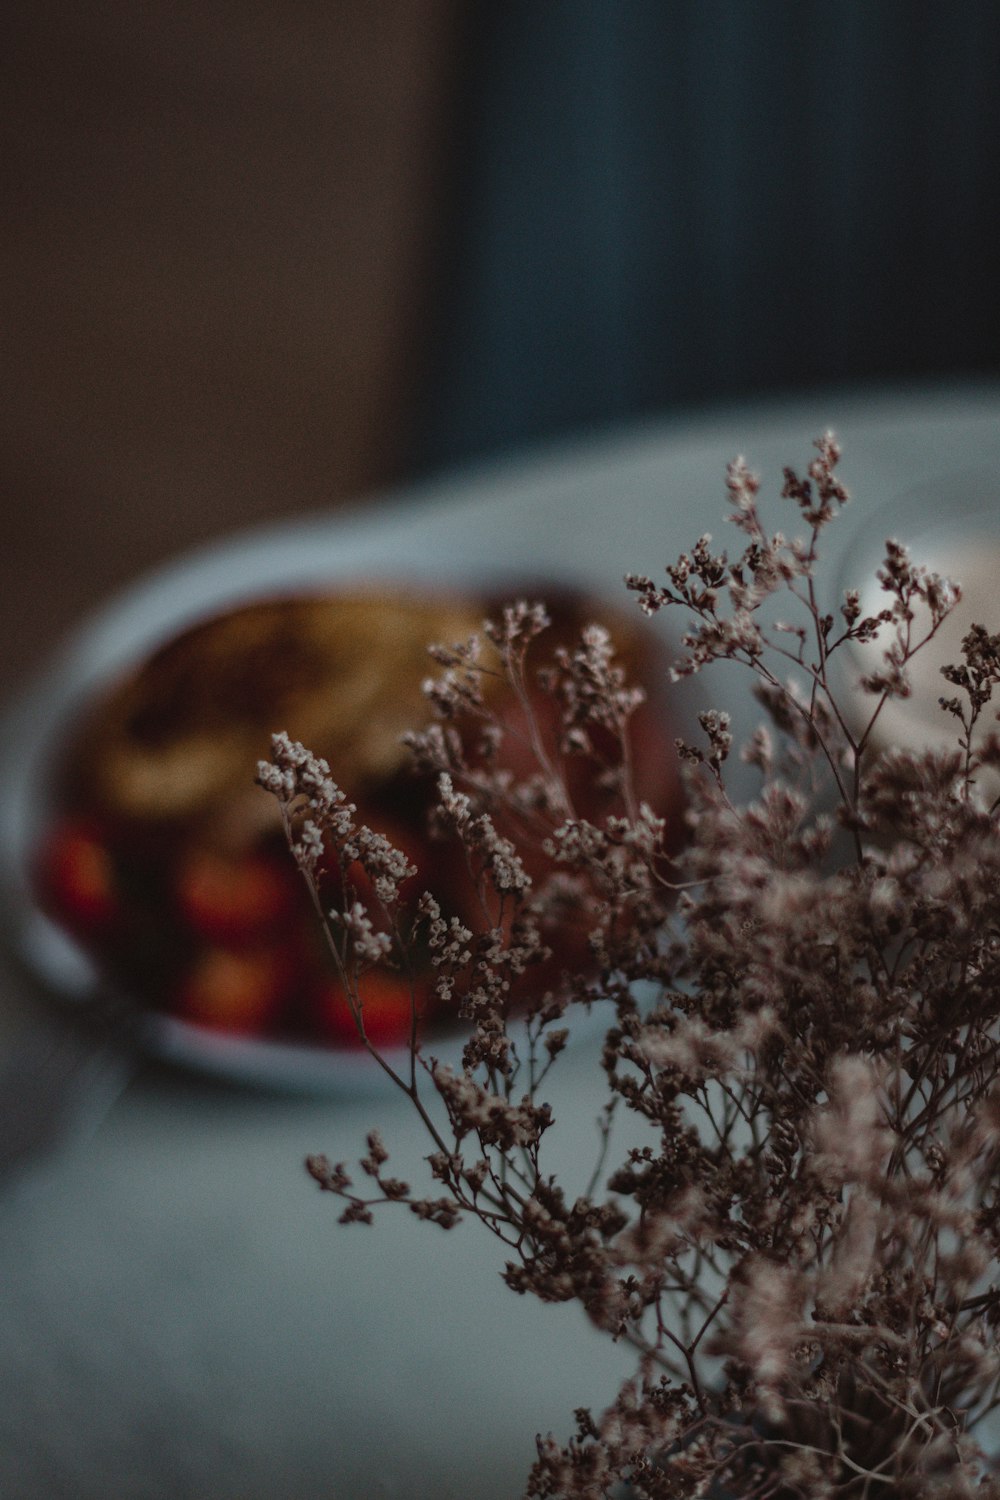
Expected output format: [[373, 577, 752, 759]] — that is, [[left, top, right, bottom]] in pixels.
[[0, 509, 679, 1093], [833, 466, 1000, 758]]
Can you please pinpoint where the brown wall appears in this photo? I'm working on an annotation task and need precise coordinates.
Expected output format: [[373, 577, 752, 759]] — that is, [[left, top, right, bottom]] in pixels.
[[1, 2, 459, 694]]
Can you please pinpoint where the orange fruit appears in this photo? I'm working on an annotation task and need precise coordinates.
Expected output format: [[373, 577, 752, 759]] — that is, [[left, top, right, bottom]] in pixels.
[[37, 819, 120, 933], [175, 945, 295, 1033], [175, 848, 299, 946]]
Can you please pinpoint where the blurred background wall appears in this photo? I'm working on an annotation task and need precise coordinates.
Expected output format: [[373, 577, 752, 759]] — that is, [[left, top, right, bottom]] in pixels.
[[3, 1, 1000, 689], [418, 0, 1000, 470], [0, 1, 459, 691]]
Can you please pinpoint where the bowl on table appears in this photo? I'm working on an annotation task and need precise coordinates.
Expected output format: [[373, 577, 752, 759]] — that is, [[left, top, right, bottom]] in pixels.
[[0, 532, 685, 1092], [834, 467, 1000, 761]]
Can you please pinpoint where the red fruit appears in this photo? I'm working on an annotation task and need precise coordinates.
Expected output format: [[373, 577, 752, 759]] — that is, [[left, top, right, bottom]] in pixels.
[[174, 945, 295, 1034], [315, 970, 426, 1050], [175, 848, 299, 946], [36, 819, 120, 933]]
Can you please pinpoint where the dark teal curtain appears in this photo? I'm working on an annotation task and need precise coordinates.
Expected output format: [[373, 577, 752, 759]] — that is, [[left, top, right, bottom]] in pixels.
[[417, 1, 1000, 469]]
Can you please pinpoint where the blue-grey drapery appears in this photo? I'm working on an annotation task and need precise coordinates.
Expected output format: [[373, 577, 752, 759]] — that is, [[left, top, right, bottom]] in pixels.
[[417, 1, 1000, 470]]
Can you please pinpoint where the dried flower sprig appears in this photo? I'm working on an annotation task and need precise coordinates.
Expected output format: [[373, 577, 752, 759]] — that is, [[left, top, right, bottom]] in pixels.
[[259, 435, 1000, 1498]]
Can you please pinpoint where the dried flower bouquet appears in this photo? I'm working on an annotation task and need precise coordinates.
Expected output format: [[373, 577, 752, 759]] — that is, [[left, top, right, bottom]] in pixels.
[[259, 435, 1000, 1498]]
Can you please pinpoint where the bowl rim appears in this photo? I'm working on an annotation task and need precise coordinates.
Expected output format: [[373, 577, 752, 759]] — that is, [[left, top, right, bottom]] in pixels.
[[830, 464, 1000, 754]]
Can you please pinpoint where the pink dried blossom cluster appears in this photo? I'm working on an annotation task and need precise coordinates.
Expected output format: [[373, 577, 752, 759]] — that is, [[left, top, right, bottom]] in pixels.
[[261, 435, 1000, 1498]]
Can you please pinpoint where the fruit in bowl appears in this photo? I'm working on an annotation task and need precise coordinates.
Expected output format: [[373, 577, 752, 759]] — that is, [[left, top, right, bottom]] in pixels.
[[34, 587, 683, 1052]]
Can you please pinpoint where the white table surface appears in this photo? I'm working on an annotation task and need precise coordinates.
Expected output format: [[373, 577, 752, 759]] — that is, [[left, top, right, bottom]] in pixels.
[[2, 382, 999, 1500]]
